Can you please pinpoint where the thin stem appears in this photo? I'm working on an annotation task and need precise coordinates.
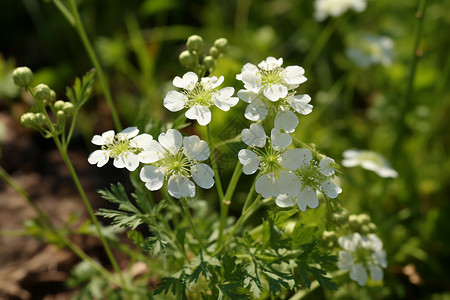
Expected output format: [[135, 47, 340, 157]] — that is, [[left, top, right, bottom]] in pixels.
[[180, 197, 206, 250], [303, 17, 342, 70], [206, 123, 224, 200], [51, 0, 75, 26], [52, 136, 127, 289], [392, 0, 428, 156], [67, 0, 122, 131], [217, 161, 243, 248]]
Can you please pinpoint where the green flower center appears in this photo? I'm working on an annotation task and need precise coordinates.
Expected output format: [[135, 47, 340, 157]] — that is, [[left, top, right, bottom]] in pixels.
[[102, 137, 142, 158], [260, 67, 283, 87], [253, 142, 283, 174], [185, 84, 215, 108], [295, 161, 326, 190], [158, 149, 195, 178]]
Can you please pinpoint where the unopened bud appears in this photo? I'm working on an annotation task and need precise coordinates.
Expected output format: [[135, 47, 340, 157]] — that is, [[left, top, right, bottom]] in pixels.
[[209, 46, 220, 59], [12, 67, 33, 88], [214, 38, 228, 53], [187, 35, 204, 52], [49, 90, 56, 102], [368, 222, 377, 232], [54, 100, 65, 111], [34, 113, 46, 127], [203, 56, 215, 69], [62, 102, 75, 116], [357, 214, 371, 225], [34, 84, 52, 102], [56, 110, 65, 124], [349, 215, 359, 230], [21, 112, 36, 128], [179, 50, 195, 67]]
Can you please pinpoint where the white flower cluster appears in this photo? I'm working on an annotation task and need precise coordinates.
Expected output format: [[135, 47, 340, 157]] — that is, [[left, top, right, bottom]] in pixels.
[[236, 57, 312, 133], [342, 149, 398, 178], [346, 35, 394, 68], [238, 124, 342, 208], [88, 127, 214, 198], [337, 232, 387, 286], [164, 72, 239, 125], [88, 127, 153, 171], [314, 0, 367, 21]]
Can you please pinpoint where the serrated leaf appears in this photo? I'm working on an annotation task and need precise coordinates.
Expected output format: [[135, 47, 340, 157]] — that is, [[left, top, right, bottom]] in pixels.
[[97, 208, 143, 230], [65, 69, 96, 106], [98, 183, 140, 214]]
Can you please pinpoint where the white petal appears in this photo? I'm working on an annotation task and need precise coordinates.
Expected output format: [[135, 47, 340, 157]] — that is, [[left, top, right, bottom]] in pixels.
[[242, 123, 266, 148], [337, 251, 354, 271], [91, 130, 114, 145], [113, 154, 139, 171], [238, 149, 260, 175], [372, 250, 387, 268], [280, 149, 305, 171], [140, 165, 164, 191], [297, 148, 313, 168], [338, 233, 360, 252], [168, 174, 196, 198], [131, 133, 153, 149], [263, 84, 288, 102], [369, 265, 384, 282], [274, 110, 299, 133], [319, 157, 335, 176], [350, 264, 368, 286], [244, 99, 268, 121], [138, 140, 165, 163], [270, 128, 292, 150], [214, 87, 238, 111], [237, 89, 259, 103], [191, 164, 215, 189], [290, 94, 313, 115], [258, 56, 283, 70], [275, 194, 296, 207], [375, 167, 399, 178], [118, 126, 139, 139], [203, 75, 224, 89], [297, 186, 319, 211], [183, 135, 209, 161], [255, 173, 281, 198], [185, 106, 211, 125], [241, 71, 261, 93], [367, 234, 384, 252], [321, 179, 342, 199], [277, 171, 302, 196], [159, 129, 182, 155], [164, 91, 187, 112], [88, 150, 110, 167], [173, 72, 198, 90], [283, 66, 307, 85]]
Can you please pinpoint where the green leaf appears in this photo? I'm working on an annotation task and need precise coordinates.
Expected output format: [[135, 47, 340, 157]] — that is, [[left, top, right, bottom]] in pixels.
[[154, 276, 185, 297], [65, 68, 96, 106], [97, 208, 143, 230], [98, 183, 140, 214]]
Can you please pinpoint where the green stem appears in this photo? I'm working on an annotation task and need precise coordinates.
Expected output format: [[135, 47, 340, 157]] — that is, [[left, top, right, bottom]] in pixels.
[[51, 0, 75, 26], [67, 0, 122, 131], [392, 0, 428, 156], [303, 16, 343, 70], [52, 136, 127, 289], [217, 161, 243, 248], [206, 124, 224, 200], [180, 197, 206, 250]]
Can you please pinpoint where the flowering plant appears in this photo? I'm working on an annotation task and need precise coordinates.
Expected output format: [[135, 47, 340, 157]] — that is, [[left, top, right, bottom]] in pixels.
[[8, 30, 396, 299]]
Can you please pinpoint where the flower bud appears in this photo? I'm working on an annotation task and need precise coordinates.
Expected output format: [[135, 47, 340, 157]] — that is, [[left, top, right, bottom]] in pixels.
[[21, 112, 36, 128], [202, 56, 215, 69], [56, 110, 65, 124], [321, 230, 336, 247], [214, 38, 228, 53], [34, 84, 52, 102], [333, 209, 349, 226], [348, 215, 359, 230], [357, 214, 371, 225], [49, 90, 56, 102], [34, 113, 46, 127], [62, 102, 75, 116], [209, 46, 220, 59], [54, 100, 65, 111], [12, 67, 33, 88], [187, 35, 204, 52], [368, 222, 377, 232], [179, 50, 195, 67]]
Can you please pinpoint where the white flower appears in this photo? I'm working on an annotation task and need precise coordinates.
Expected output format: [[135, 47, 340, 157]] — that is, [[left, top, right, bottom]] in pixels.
[[236, 57, 311, 132], [88, 127, 153, 171], [139, 129, 214, 198], [337, 232, 387, 286], [275, 149, 342, 211], [163, 72, 238, 125], [342, 149, 398, 178], [314, 0, 367, 21], [346, 34, 394, 68], [238, 124, 300, 198]]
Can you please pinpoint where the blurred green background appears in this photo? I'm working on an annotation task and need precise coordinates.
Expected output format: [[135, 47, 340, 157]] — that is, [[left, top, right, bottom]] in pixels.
[[1, 0, 450, 299]]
